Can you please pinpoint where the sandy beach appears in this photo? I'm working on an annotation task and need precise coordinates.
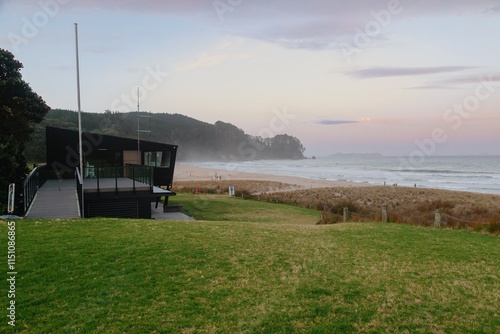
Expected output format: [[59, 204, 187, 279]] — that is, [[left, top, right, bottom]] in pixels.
[[174, 163, 366, 191], [173, 163, 500, 230]]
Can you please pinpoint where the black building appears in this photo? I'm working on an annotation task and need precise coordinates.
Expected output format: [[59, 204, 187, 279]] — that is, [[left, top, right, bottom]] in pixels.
[[41, 126, 178, 218]]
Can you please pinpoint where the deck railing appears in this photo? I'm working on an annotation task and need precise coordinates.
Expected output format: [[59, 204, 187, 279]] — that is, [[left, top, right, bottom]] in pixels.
[[83, 164, 154, 194], [23, 165, 47, 214], [124, 164, 154, 186]]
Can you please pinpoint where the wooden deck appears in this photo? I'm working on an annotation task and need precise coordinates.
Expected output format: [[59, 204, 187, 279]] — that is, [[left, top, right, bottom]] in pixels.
[[25, 178, 175, 219], [25, 179, 80, 219]]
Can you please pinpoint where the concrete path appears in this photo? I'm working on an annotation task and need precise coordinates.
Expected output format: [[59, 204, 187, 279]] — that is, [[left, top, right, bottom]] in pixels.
[[151, 204, 194, 221], [25, 180, 80, 219]]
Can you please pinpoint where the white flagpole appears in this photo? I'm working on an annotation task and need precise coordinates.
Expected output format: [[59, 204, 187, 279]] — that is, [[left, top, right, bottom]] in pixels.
[[75, 23, 84, 218]]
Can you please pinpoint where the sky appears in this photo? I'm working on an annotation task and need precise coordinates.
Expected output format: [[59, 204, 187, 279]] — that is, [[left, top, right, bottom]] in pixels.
[[1, 0, 499, 157]]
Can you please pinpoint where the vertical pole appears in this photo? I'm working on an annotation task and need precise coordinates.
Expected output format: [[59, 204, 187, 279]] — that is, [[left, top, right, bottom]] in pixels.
[[132, 165, 135, 193], [434, 210, 441, 228], [7, 183, 15, 214], [75, 23, 84, 218], [343, 207, 348, 223], [434, 209, 441, 228], [115, 165, 118, 194], [137, 87, 140, 164], [96, 166, 100, 195], [382, 207, 388, 223]]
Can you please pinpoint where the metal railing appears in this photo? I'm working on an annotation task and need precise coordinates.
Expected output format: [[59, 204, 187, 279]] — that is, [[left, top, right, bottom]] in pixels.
[[82, 164, 154, 194], [23, 165, 47, 214], [124, 164, 154, 186]]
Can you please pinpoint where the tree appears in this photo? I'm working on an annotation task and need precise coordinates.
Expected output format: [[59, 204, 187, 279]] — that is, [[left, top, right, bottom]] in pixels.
[[25, 109, 309, 163], [0, 48, 50, 214]]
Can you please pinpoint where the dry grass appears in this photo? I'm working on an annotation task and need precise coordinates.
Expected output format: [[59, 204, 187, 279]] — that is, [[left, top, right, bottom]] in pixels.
[[173, 180, 500, 233], [173, 179, 298, 195]]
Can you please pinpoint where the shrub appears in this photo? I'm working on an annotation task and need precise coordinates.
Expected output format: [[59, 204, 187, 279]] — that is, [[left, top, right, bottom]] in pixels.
[[317, 211, 341, 225], [417, 199, 454, 212], [487, 216, 500, 234], [330, 199, 361, 215]]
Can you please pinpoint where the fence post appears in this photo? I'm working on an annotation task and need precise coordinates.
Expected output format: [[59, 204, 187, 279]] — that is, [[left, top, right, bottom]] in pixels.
[[343, 207, 348, 223], [434, 209, 441, 228], [382, 207, 388, 223]]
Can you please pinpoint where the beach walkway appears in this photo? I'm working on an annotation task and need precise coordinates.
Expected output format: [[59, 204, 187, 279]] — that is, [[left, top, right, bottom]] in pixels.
[[25, 179, 80, 219], [150, 203, 194, 221]]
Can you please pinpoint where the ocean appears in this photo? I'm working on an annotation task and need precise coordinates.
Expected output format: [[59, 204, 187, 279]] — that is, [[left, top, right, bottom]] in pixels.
[[194, 155, 500, 195]]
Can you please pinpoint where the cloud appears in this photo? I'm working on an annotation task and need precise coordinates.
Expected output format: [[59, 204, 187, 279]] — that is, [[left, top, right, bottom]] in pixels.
[[406, 73, 500, 89], [209, 0, 500, 50], [54, 0, 500, 18], [317, 120, 359, 125], [235, 17, 365, 50], [440, 73, 500, 85], [7, 0, 498, 53], [483, 5, 500, 14], [64, 0, 214, 16], [346, 66, 477, 79], [405, 85, 459, 90]]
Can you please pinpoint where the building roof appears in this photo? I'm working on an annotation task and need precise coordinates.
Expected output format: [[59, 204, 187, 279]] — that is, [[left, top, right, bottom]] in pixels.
[[46, 126, 178, 153]]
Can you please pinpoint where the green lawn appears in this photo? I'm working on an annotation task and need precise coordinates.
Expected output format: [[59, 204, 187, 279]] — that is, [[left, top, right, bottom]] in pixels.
[[1, 194, 499, 333], [169, 194, 320, 223]]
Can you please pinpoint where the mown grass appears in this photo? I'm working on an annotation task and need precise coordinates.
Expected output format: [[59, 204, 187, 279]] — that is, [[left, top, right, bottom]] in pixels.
[[0, 195, 499, 333], [169, 193, 319, 224]]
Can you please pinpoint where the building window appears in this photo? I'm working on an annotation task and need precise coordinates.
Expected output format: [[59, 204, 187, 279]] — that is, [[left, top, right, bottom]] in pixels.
[[85, 150, 122, 166], [144, 151, 171, 167]]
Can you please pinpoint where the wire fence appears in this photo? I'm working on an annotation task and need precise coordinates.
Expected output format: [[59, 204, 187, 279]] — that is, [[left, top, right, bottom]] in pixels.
[[179, 186, 500, 233], [320, 207, 497, 231], [441, 212, 473, 224]]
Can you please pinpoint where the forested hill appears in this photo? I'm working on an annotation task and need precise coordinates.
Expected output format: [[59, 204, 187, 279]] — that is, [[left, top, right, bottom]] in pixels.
[[26, 109, 306, 162]]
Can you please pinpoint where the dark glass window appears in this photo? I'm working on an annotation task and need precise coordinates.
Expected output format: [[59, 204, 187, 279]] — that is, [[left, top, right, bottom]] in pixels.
[[144, 151, 171, 167], [85, 150, 122, 166]]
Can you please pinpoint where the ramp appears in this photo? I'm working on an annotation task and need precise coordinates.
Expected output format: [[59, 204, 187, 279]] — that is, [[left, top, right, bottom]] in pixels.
[[25, 179, 80, 219]]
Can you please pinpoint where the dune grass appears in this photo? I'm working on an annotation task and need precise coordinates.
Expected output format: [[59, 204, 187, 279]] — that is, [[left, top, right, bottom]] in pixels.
[[0, 194, 499, 333], [173, 180, 500, 232]]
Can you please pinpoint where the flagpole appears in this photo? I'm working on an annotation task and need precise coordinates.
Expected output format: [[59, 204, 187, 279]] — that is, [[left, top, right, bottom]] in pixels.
[[75, 23, 84, 218]]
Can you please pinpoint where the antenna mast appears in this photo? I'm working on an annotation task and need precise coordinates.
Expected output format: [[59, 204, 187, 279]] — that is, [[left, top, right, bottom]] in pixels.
[[137, 87, 151, 164]]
